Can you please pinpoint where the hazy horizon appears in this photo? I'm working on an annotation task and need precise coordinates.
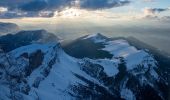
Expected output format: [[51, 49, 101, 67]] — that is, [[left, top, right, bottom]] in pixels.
[[0, 17, 170, 55]]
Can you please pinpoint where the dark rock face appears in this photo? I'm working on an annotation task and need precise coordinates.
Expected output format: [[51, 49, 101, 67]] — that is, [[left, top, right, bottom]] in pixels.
[[72, 57, 167, 100], [27, 50, 44, 76], [62, 34, 113, 59], [71, 73, 122, 100]]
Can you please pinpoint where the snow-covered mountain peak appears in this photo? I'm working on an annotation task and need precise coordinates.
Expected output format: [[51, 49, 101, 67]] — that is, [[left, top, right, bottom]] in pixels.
[[0, 31, 169, 100], [69, 33, 157, 72], [66, 33, 170, 99], [83, 33, 109, 43], [84, 33, 103, 38]]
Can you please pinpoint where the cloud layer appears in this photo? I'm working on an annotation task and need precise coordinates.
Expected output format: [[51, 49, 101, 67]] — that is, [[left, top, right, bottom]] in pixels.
[[143, 7, 170, 15], [0, 0, 130, 18]]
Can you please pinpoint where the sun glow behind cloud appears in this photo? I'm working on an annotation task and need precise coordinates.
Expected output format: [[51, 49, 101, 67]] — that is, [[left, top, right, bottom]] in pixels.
[[0, 7, 8, 13], [51, 7, 134, 20], [54, 8, 82, 18], [0, 0, 169, 21]]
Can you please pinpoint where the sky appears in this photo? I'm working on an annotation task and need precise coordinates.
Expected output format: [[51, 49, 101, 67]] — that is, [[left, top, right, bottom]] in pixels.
[[0, 0, 169, 19]]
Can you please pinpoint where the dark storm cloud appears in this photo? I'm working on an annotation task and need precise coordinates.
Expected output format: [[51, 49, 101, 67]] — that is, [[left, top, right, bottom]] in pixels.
[[19, 1, 48, 12], [0, 0, 33, 10], [144, 8, 170, 15], [0, 0, 130, 18], [79, 0, 130, 10], [151, 8, 169, 13], [19, 0, 75, 12], [3, 0, 130, 11]]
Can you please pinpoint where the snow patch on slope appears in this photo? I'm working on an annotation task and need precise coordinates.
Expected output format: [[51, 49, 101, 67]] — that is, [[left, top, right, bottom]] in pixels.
[[103, 40, 138, 58], [9, 43, 58, 58], [0, 84, 10, 100], [121, 88, 136, 100], [102, 39, 157, 71], [88, 59, 119, 77]]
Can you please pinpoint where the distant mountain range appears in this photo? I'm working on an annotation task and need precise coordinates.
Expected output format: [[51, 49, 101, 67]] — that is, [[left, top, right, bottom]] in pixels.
[[0, 30, 59, 52], [0, 22, 19, 35], [0, 30, 169, 100]]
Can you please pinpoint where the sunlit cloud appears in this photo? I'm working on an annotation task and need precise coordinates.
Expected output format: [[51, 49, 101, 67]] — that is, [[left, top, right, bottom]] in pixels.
[[39, 11, 54, 17], [54, 8, 82, 18], [0, 7, 8, 13], [52, 7, 131, 20]]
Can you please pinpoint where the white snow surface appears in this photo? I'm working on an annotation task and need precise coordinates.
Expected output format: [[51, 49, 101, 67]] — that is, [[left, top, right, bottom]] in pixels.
[[7, 43, 107, 100], [34, 49, 110, 100], [0, 84, 11, 100], [88, 58, 119, 77], [102, 39, 156, 70], [9, 43, 58, 58], [121, 88, 136, 100]]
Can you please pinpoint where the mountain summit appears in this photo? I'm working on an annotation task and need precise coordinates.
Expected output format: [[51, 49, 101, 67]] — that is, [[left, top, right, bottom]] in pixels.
[[83, 33, 110, 43]]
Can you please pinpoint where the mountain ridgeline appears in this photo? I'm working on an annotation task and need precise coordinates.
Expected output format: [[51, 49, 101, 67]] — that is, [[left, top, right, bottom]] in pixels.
[[0, 22, 19, 35], [0, 30, 59, 52], [0, 30, 169, 100]]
